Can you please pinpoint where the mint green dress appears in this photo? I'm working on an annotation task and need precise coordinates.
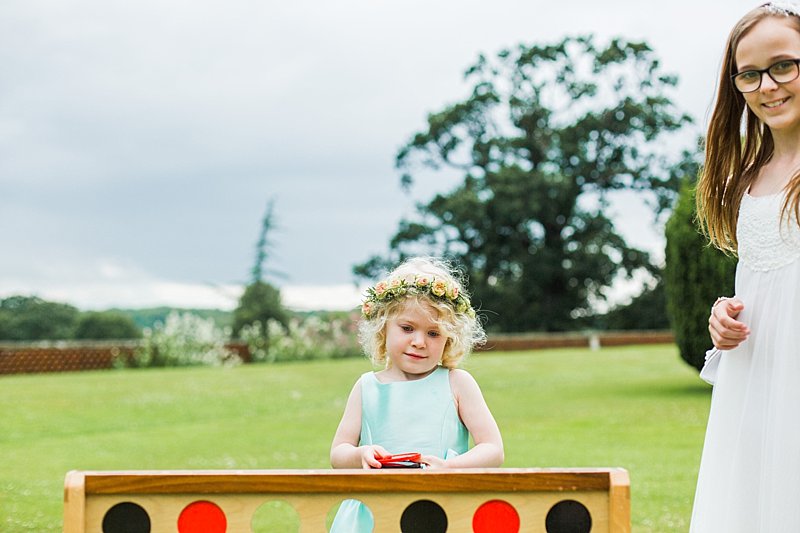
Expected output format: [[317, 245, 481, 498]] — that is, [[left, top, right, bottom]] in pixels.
[[329, 366, 469, 532]]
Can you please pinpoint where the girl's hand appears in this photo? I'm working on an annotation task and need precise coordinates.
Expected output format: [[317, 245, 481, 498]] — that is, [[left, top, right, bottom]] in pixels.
[[331, 380, 381, 470], [359, 445, 390, 469], [709, 297, 750, 350], [420, 455, 447, 469]]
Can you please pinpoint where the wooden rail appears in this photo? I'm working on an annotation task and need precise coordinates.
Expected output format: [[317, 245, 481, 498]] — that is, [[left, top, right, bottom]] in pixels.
[[64, 468, 630, 532]]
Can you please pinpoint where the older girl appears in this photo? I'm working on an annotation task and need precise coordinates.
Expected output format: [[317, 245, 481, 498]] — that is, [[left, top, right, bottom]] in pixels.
[[693, 3, 800, 531]]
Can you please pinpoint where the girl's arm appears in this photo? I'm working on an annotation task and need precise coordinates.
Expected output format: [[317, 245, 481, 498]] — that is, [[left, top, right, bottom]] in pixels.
[[423, 369, 504, 469], [330, 379, 388, 469]]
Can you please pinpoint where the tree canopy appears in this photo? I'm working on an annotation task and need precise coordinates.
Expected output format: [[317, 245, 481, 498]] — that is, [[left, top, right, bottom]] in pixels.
[[355, 36, 695, 331], [232, 280, 289, 338], [73, 311, 142, 340], [251, 198, 280, 285], [0, 296, 80, 340]]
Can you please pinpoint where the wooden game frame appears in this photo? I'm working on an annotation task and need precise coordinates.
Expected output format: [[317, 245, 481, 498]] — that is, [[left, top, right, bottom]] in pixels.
[[64, 467, 630, 532]]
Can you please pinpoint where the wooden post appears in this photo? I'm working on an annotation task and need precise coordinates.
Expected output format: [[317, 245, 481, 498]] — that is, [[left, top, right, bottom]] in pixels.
[[63, 471, 86, 533]]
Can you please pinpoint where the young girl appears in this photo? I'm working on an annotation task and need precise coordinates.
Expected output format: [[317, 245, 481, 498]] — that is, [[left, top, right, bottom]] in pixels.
[[693, 3, 800, 531], [329, 257, 504, 532]]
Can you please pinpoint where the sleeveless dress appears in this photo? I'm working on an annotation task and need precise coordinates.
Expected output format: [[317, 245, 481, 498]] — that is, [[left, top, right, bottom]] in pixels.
[[691, 192, 800, 532], [329, 366, 469, 533]]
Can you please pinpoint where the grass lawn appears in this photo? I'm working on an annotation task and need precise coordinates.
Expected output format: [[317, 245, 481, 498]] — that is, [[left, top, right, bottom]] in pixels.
[[0, 344, 710, 532]]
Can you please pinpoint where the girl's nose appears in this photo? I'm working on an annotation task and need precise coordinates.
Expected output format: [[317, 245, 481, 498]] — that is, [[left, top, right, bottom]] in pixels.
[[760, 73, 780, 92], [411, 332, 426, 347]]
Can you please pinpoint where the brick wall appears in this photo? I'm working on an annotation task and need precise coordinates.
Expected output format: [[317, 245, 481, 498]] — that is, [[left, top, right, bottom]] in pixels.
[[0, 342, 139, 375], [0, 331, 674, 376], [0, 341, 251, 376], [477, 330, 674, 352]]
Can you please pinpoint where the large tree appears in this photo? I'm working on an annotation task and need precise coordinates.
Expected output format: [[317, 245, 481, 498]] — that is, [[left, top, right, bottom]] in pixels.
[[355, 36, 694, 331]]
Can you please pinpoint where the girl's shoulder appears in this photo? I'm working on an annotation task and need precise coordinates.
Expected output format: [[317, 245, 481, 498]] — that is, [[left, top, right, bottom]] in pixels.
[[447, 367, 479, 392], [447, 367, 471, 378], [346, 371, 375, 396]]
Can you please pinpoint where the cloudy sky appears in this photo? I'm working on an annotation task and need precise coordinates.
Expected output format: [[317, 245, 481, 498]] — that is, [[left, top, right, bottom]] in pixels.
[[0, 0, 757, 311]]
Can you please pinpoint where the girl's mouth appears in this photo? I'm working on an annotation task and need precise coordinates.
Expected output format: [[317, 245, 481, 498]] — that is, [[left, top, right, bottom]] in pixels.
[[763, 97, 790, 109]]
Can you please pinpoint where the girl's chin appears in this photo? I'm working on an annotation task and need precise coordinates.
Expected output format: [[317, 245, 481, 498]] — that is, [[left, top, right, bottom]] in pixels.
[[762, 115, 800, 131]]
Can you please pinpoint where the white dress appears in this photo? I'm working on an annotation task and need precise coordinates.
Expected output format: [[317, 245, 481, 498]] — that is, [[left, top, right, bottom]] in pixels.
[[691, 192, 800, 532]]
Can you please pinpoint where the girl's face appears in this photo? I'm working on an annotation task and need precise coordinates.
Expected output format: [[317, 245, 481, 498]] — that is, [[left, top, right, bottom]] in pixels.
[[383, 301, 448, 381], [736, 16, 800, 137]]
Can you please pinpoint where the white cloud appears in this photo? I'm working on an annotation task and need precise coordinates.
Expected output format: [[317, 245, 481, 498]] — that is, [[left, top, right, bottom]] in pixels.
[[0, 277, 240, 311], [0, 255, 364, 311], [282, 284, 364, 312]]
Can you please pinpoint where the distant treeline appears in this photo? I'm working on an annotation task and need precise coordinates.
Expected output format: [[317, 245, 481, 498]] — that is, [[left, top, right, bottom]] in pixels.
[[0, 295, 363, 342], [0, 296, 237, 341], [113, 306, 234, 331]]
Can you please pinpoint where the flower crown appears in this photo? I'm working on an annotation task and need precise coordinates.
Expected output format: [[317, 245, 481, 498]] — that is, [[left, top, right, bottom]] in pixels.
[[361, 275, 476, 319]]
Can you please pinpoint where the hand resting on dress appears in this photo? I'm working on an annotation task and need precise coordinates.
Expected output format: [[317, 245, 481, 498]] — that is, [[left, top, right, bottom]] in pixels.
[[709, 297, 750, 350]]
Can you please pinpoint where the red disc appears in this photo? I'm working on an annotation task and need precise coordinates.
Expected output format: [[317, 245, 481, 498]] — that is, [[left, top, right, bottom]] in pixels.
[[177, 500, 227, 533], [472, 499, 520, 533]]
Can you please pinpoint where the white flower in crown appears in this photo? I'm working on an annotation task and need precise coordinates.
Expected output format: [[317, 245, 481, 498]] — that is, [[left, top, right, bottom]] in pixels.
[[389, 277, 403, 289], [401, 273, 417, 284], [415, 275, 431, 287], [764, 1, 800, 16]]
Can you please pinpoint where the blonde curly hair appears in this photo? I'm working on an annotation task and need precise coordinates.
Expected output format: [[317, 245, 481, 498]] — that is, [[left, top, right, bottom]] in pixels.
[[358, 257, 486, 369]]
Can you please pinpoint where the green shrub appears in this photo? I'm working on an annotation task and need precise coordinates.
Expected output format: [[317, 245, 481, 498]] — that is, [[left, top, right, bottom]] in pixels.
[[232, 281, 289, 338], [74, 311, 142, 340], [664, 181, 736, 370], [240, 315, 361, 363], [129, 311, 240, 367]]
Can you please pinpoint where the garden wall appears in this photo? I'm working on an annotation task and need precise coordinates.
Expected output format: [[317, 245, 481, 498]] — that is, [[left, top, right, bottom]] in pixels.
[[0, 341, 251, 375], [0, 331, 674, 376], [477, 330, 674, 352]]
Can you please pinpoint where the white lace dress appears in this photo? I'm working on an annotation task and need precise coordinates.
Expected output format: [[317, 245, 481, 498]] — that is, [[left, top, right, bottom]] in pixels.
[[691, 191, 800, 532]]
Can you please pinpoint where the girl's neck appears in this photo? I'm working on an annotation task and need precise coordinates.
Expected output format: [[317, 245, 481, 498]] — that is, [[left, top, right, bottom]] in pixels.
[[769, 128, 800, 161], [752, 134, 800, 195], [376, 365, 439, 383]]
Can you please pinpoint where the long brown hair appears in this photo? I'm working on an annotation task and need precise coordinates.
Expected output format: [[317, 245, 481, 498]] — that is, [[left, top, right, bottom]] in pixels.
[[697, 5, 800, 253]]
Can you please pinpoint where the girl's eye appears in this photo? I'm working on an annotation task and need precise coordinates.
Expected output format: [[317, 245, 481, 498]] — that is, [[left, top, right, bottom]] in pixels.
[[771, 61, 795, 74], [739, 70, 760, 81], [428, 330, 441, 337], [401, 325, 413, 332]]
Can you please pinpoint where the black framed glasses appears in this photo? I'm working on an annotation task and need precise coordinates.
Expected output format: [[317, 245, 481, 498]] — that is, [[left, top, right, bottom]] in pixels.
[[731, 58, 800, 93]]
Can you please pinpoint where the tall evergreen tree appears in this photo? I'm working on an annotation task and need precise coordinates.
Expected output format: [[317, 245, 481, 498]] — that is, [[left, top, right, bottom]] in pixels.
[[665, 180, 737, 370], [232, 200, 289, 338]]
